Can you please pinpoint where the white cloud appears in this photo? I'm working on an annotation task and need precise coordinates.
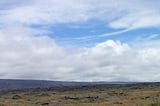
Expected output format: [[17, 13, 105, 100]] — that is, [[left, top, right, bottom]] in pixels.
[[0, 27, 160, 81], [0, 0, 160, 30], [0, 0, 160, 82]]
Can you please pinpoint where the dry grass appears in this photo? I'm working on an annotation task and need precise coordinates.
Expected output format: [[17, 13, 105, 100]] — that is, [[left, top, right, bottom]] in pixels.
[[0, 84, 160, 106]]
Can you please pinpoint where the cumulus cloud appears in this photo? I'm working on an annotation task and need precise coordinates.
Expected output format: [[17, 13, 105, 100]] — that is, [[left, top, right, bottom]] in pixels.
[[0, 27, 160, 81], [0, 0, 160, 81]]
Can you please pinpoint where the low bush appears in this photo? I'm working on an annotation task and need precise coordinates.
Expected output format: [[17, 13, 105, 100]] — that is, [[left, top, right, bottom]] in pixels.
[[149, 103, 160, 106]]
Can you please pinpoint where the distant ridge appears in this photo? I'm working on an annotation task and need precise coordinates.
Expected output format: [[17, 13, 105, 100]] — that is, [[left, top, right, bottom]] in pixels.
[[0, 79, 137, 89]]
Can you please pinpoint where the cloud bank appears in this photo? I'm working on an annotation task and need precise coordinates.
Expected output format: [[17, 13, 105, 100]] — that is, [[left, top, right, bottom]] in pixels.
[[0, 27, 160, 81], [0, 0, 160, 81]]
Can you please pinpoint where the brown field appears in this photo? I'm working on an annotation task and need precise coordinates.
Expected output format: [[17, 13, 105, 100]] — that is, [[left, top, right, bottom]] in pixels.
[[0, 83, 160, 106]]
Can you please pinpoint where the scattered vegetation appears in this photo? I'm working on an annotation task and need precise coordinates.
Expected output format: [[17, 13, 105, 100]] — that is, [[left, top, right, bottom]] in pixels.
[[149, 103, 160, 106], [0, 83, 160, 106]]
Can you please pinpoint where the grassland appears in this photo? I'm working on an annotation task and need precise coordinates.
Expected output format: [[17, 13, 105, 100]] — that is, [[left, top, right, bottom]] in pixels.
[[0, 83, 160, 106]]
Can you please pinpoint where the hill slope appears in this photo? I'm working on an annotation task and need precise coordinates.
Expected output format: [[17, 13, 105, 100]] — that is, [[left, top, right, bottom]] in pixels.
[[0, 79, 134, 89]]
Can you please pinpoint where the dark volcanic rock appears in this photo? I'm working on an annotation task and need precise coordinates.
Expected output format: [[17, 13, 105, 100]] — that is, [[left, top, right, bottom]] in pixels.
[[12, 95, 22, 99], [64, 96, 79, 100], [41, 102, 49, 106]]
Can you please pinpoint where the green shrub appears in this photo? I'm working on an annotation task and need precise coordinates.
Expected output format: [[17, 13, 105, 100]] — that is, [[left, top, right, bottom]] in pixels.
[[12, 95, 22, 99], [0, 104, 5, 106], [149, 103, 160, 106]]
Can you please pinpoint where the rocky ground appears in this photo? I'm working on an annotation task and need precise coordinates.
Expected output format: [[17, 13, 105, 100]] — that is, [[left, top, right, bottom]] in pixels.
[[0, 83, 160, 106]]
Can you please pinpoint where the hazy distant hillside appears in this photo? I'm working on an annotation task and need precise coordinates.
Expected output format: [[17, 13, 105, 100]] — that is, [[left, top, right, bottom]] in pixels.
[[0, 79, 83, 89], [0, 79, 134, 89]]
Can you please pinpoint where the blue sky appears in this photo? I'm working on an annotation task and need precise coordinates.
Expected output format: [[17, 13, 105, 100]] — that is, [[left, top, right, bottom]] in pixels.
[[0, 0, 160, 81], [50, 23, 160, 47], [30, 19, 160, 48]]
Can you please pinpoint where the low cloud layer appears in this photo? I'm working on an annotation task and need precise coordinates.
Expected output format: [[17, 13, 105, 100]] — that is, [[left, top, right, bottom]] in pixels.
[[0, 27, 160, 82]]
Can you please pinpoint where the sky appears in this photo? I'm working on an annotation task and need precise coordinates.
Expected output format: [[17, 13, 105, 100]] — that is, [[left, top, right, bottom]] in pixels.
[[0, 0, 160, 82]]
